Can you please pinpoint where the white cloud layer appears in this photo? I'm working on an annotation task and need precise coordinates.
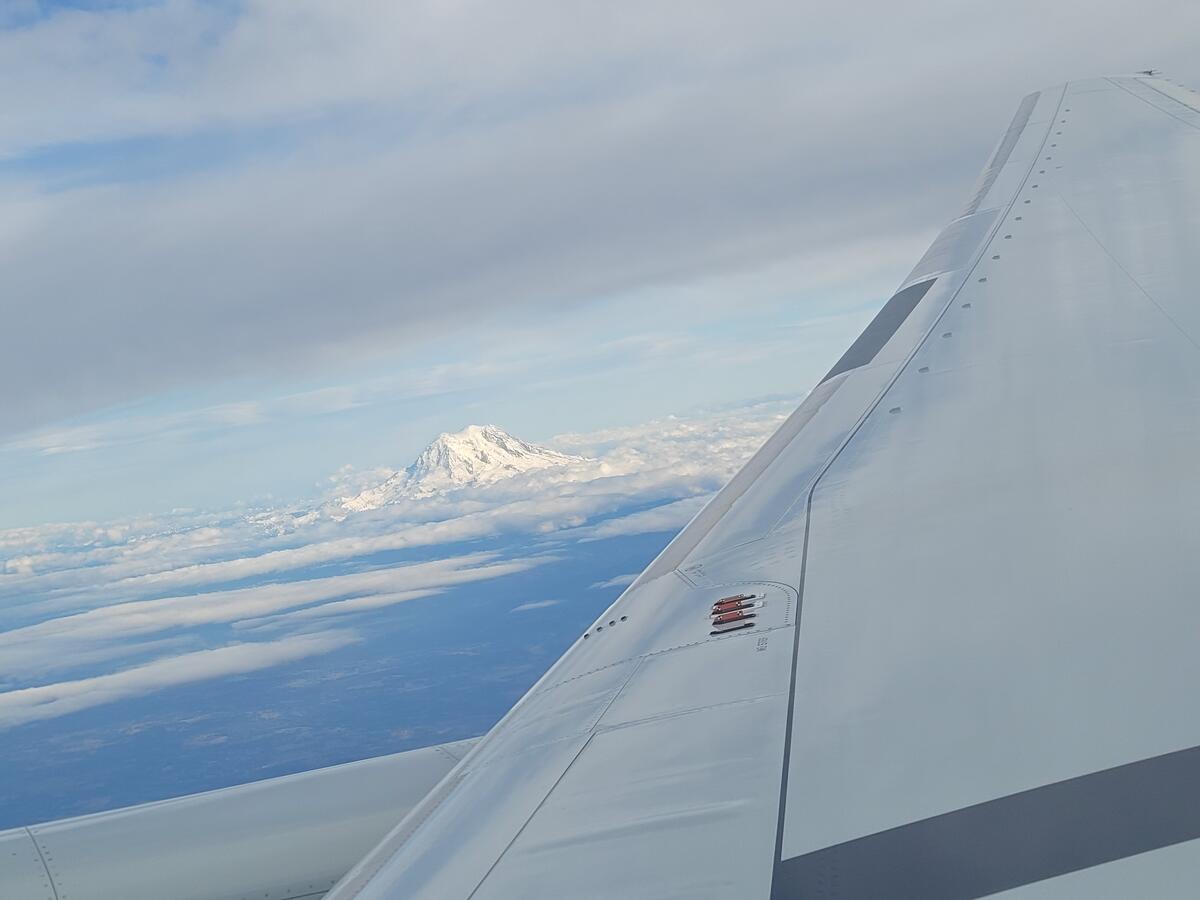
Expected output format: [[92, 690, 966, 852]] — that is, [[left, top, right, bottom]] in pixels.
[[567, 496, 709, 542], [589, 573, 638, 590], [0, 552, 549, 673], [0, 402, 784, 727], [511, 600, 561, 613], [0, 631, 358, 731]]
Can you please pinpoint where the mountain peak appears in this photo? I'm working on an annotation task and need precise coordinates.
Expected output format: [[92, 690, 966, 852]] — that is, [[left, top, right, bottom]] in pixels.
[[340, 424, 583, 511]]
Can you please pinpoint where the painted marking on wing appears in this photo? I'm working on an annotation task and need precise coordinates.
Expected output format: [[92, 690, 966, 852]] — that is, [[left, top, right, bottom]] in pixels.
[[773, 742, 1200, 899], [768, 82, 1069, 899], [820, 278, 937, 383]]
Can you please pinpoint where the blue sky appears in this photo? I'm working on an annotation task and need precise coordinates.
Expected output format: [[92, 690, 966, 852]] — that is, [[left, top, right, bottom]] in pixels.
[[1, 1, 1199, 527]]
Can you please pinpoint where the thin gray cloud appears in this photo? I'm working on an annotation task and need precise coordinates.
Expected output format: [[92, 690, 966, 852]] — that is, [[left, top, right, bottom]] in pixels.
[[511, 599, 561, 613], [589, 573, 638, 590], [0, 631, 359, 730]]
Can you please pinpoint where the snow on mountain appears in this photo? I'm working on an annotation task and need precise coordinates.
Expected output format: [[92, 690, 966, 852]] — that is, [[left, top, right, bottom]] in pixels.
[[340, 424, 585, 511]]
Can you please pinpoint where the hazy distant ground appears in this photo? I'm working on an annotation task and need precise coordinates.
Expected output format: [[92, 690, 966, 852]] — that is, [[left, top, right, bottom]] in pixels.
[[0, 527, 667, 827], [0, 401, 790, 828]]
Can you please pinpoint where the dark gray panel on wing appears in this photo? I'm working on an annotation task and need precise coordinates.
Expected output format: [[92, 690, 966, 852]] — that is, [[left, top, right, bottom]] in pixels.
[[820, 278, 935, 384], [774, 742, 1200, 899]]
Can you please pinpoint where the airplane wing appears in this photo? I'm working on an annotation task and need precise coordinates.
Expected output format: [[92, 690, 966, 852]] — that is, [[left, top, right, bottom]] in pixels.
[[0, 739, 477, 900], [7, 73, 1200, 900], [323, 74, 1200, 899]]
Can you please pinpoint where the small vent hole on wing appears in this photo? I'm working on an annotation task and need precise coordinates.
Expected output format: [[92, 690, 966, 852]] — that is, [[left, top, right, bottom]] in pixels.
[[992, 255, 1000, 260], [942, 332, 953, 339], [962, 302, 972, 308], [918, 366, 930, 373], [889, 407, 901, 414], [978, 277, 988, 283]]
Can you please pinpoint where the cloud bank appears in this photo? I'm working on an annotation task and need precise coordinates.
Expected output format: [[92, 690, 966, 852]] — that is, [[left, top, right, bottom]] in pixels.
[[0, 402, 786, 729], [3, 1, 1197, 437], [0, 631, 359, 730]]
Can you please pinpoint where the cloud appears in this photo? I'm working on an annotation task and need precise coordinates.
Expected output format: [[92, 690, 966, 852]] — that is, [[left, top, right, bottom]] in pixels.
[[510, 599, 561, 613], [0, 401, 789, 741], [240, 558, 552, 627], [3, 1, 1198, 437], [0, 631, 358, 730], [0, 400, 268, 457], [0, 401, 787, 615], [568, 496, 710, 541], [0, 552, 547, 674], [589, 573, 638, 590]]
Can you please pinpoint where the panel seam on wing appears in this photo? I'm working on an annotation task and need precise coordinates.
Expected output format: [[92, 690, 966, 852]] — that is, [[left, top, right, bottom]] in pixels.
[[22, 828, 60, 900], [595, 691, 788, 736]]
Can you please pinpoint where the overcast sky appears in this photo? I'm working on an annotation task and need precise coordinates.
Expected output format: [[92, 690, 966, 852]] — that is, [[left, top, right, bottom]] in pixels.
[[3, 0, 1199, 525]]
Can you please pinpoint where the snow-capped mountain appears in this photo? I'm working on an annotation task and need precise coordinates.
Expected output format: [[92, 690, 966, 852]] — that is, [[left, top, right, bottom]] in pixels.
[[340, 424, 584, 511]]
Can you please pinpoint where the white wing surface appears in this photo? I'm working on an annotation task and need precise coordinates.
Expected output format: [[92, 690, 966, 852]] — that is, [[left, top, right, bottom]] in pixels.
[[325, 75, 1200, 900]]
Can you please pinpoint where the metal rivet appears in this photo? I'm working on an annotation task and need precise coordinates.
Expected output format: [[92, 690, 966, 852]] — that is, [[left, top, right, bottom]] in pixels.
[[889, 407, 901, 414], [918, 366, 930, 373]]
